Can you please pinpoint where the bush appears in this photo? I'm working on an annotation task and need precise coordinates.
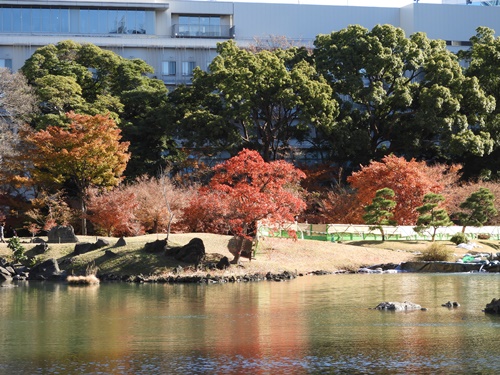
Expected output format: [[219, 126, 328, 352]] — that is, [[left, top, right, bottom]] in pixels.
[[450, 232, 468, 245], [7, 237, 27, 264], [420, 243, 454, 262]]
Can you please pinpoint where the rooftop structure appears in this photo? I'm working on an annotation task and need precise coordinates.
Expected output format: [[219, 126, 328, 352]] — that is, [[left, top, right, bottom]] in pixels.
[[1, 0, 500, 86]]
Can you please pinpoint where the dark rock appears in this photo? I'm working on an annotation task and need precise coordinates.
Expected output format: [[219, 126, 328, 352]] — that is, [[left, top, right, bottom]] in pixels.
[[47, 225, 79, 243], [115, 237, 126, 247], [484, 298, 500, 314], [31, 237, 46, 244], [92, 238, 110, 250], [144, 239, 168, 253], [216, 256, 230, 270], [0, 257, 8, 267], [166, 238, 205, 265], [0, 266, 12, 277], [105, 250, 118, 257], [14, 265, 29, 275], [74, 242, 93, 255], [174, 238, 205, 264], [0, 273, 12, 282], [32, 243, 48, 255], [442, 301, 460, 308], [29, 258, 66, 281], [374, 301, 422, 311]]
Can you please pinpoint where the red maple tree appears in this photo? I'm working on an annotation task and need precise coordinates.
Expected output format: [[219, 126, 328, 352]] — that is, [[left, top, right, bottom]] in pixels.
[[85, 187, 139, 237], [347, 155, 443, 225], [182, 149, 306, 259]]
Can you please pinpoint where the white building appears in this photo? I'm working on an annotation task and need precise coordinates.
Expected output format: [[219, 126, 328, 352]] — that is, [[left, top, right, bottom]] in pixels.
[[1, 0, 500, 86]]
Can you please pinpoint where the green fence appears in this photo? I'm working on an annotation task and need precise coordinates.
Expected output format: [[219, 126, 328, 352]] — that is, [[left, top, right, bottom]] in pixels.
[[257, 224, 500, 242]]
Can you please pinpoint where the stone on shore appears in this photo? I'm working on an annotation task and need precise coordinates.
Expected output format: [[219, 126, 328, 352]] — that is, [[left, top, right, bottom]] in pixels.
[[374, 301, 422, 311], [484, 298, 500, 314]]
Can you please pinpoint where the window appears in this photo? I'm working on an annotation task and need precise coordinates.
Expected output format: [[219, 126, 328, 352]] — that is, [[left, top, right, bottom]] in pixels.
[[177, 16, 221, 37], [181, 61, 196, 76], [162, 61, 176, 76], [0, 7, 153, 35], [0, 59, 12, 70]]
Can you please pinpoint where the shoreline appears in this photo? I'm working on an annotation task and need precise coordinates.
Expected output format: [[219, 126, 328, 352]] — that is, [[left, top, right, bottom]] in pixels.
[[1, 233, 496, 284]]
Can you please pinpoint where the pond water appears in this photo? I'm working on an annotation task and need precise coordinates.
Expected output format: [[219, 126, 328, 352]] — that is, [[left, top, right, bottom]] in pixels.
[[1, 273, 500, 374]]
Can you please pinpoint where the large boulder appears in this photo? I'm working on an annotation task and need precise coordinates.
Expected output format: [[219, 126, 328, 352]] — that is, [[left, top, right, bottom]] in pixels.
[[484, 298, 500, 314], [374, 301, 422, 311], [227, 236, 253, 264], [144, 239, 168, 253], [92, 238, 110, 250], [47, 225, 79, 243], [0, 266, 13, 282], [32, 243, 48, 255], [74, 242, 93, 255], [166, 238, 205, 265], [29, 258, 66, 281]]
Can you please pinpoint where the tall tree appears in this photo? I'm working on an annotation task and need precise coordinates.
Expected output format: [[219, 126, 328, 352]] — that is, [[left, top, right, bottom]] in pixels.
[[458, 27, 500, 179], [182, 149, 306, 262], [171, 41, 338, 162], [314, 24, 494, 168], [22, 112, 130, 234], [363, 188, 397, 241], [347, 155, 442, 225], [21, 40, 172, 177], [414, 193, 453, 242], [0, 68, 38, 196], [455, 187, 497, 233]]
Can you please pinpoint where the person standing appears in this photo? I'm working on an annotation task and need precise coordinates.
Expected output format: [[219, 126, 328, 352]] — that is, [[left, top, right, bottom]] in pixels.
[[0, 223, 5, 243]]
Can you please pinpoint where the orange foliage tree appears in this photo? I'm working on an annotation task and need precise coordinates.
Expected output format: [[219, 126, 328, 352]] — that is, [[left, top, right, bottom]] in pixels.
[[22, 112, 130, 234], [182, 149, 306, 258], [347, 155, 443, 225], [130, 174, 194, 237]]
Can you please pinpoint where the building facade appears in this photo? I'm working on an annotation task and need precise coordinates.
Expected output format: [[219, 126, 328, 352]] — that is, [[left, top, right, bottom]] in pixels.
[[1, 0, 500, 87]]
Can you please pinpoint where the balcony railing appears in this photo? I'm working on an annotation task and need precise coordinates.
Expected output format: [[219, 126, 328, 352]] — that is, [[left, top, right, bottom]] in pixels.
[[172, 24, 235, 39]]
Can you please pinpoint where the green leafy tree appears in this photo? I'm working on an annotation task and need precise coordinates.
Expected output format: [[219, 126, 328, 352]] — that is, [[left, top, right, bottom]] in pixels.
[[314, 24, 494, 168], [363, 188, 397, 241], [458, 27, 500, 179], [455, 187, 497, 233], [21, 40, 172, 177], [414, 193, 453, 241], [171, 41, 338, 162]]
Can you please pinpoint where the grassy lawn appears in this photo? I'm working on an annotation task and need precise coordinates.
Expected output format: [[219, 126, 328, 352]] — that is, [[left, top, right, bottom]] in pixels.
[[1, 233, 498, 277]]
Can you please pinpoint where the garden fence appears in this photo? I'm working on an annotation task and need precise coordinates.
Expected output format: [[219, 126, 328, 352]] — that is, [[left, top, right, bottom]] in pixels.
[[257, 223, 500, 242]]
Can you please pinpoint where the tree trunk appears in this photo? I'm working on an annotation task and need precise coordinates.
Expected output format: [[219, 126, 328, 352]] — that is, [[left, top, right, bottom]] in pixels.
[[81, 197, 87, 235]]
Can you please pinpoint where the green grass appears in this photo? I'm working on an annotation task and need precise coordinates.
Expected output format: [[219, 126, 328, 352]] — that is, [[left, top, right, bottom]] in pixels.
[[1, 235, 197, 277]]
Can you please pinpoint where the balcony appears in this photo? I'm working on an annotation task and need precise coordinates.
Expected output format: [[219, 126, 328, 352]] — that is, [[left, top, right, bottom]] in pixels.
[[172, 24, 235, 39]]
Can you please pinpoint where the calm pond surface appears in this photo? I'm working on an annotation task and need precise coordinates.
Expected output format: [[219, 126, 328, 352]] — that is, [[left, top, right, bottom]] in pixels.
[[1, 273, 500, 374]]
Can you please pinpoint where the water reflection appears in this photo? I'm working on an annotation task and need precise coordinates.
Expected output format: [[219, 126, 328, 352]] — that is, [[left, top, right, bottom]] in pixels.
[[1, 274, 500, 374]]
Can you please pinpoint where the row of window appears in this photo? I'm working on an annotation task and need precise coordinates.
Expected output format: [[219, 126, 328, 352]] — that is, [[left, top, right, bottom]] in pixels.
[[162, 61, 196, 76], [0, 7, 154, 34]]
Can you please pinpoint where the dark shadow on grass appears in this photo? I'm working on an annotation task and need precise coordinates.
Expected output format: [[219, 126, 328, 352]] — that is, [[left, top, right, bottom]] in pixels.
[[346, 240, 385, 246]]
